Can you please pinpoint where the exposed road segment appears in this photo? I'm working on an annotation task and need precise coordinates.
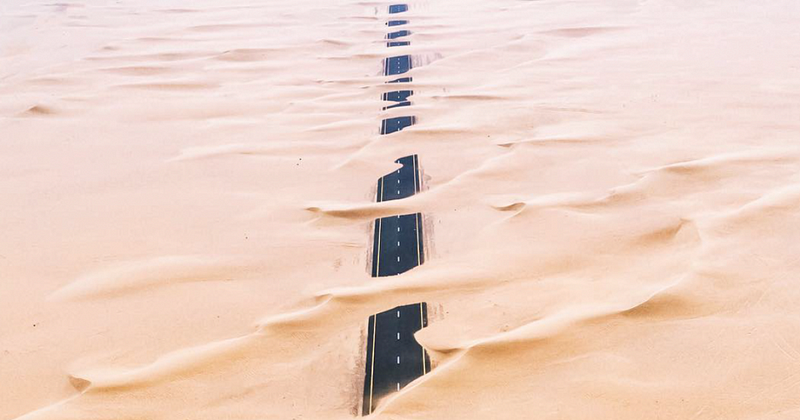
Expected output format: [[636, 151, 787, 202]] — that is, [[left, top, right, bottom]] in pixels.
[[384, 54, 412, 75], [388, 4, 408, 13], [387, 30, 411, 40], [371, 155, 424, 276], [382, 90, 412, 109], [362, 303, 430, 415], [383, 90, 413, 103], [380, 116, 415, 134]]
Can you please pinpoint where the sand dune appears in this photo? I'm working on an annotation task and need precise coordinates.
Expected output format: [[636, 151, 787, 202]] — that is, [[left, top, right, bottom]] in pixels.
[[3, 0, 800, 419]]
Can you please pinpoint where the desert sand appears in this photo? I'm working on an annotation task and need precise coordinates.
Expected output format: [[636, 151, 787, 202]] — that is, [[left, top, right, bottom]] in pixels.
[[3, 0, 800, 418]]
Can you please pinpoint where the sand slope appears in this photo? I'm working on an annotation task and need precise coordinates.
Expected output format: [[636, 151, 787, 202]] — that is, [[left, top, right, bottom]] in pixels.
[[3, 0, 800, 419]]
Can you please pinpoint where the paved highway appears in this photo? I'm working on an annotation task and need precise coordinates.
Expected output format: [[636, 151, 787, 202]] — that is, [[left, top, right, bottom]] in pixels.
[[371, 213, 424, 276], [380, 116, 415, 134], [361, 11, 429, 415], [387, 30, 411, 40], [384, 55, 411, 76], [376, 154, 419, 201], [383, 90, 412, 103], [388, 4, 408, 13], [381, 90, 414, 111], [371, 155, 423, 276], [362, 302, 430, 415]]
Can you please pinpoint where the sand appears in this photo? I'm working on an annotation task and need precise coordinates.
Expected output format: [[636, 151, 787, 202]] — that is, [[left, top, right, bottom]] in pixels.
[[3, 0, 800, 418]]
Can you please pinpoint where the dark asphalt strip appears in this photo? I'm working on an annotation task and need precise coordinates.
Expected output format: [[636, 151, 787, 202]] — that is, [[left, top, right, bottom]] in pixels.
[[388, 4, 408, 13], [380, 116, 415, 134], [362, 303, 430, 415], [387, 30, 411, 39]]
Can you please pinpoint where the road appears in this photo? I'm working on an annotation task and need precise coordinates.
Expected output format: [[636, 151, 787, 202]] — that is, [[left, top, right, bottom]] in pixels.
[[383, 55, 411, 77], [387, 30, 411, 40], [380, 116, 415, 134], [362, 303, 430, 415], [361, 10, 429, 415], [375, 154, 419, 201], [382, 90, 412, 108], [371, 155, 423, 276], [388, 4, 408, 13], [382, 90, 413, 102]]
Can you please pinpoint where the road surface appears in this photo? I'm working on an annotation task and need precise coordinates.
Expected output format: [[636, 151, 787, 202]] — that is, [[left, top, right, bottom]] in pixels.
[[388, 4, 408, 14], [362, 302, 430, 415], [371, 155, 423, 276], [361, 13, 429, 415], [380, 116, 415, 134], [387, 30, 411, 40]]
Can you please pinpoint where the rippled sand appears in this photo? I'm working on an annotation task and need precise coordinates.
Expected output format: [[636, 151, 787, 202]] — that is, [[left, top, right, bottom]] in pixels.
[[3, 0, 800, 419]]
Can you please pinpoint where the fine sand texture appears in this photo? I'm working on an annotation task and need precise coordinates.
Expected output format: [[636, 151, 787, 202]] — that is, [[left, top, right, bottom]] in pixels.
[[3, 0, 800, 419]]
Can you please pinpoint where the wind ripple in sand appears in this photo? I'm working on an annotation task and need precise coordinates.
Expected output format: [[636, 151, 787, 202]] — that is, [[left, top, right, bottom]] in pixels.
[[539, 26, 629, 38], [305, 200, 416, 222], [169, 143, 348, 161], [49, 256, 256, 300], [19, 105, 58, 117]]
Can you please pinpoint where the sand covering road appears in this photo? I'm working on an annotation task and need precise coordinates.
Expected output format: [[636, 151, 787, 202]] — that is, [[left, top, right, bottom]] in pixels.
[[3, 0, 800, 418]]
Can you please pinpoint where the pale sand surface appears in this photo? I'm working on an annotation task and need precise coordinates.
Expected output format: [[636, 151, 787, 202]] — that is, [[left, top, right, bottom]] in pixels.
[[3, 0, 800, 418]]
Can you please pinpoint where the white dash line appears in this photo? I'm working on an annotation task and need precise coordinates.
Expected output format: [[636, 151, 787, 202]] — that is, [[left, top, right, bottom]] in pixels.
[[397, 356, 400, 364]]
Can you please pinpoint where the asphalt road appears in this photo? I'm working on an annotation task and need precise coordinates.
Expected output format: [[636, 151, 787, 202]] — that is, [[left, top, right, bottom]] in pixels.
[[361, 21, 428, 415], [370, 213, 424, 276], [371, 155, 424, 276], [382, 86, 412, 112], [362, 302, 430, 415], [384, 55, 411, 77], [388, 4, 408, 13], [380, 116, 415, 134], [376, 154, 419, 201], [383, 90, 412, 102], [387, 30, 411, 40]]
